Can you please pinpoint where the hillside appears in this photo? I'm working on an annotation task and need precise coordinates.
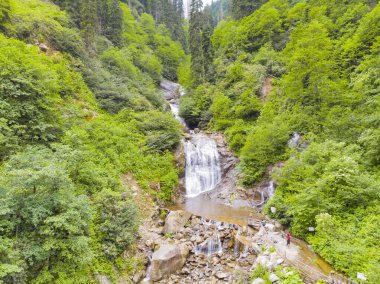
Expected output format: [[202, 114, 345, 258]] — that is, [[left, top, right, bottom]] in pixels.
[[0, 0, 187, 282], [182, 0, 380, 282]]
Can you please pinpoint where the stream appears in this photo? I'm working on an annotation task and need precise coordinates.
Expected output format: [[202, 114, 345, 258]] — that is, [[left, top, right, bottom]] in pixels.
[[146, 80, 334, 283]]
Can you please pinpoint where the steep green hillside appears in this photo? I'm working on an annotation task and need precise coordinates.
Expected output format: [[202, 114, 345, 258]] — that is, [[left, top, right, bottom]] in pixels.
[[0, 0, 186, 282], [183, 0, 380, 281]]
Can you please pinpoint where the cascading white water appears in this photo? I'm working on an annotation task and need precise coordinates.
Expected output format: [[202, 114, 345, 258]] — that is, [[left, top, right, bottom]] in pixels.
[[288, 132, 301, 148], [195, 235, 223, 257], [267, 180, 275, 198], [169, 103, 186, 125], [185, 134, 222, 197]]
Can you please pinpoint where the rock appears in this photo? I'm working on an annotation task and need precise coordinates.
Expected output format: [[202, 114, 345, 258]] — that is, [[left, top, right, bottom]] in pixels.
[[215, 272, 229, 279], [163, 211, 192, 234], [150, 244, 189, 281], [95, 275, 112, 284], [160, 80, 179, 100], [38, 43, 49, 52], [251, 278, 265, 284], [276, 258, 284, 265], [184, 133, 192, 140], [132, 271, 144, 283], [223, 161, 235, 172], [194, 128, 200, 133], [269, 273, 280, 283], [140, 278, 152, 284]]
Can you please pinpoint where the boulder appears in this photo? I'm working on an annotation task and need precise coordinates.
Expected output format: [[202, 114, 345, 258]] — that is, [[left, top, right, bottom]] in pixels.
[[163, 210, 192, 234], [95, 275, 112, 284], [269, 273, 280, 283], [132, 271, 144, 283], [251, 278, 265, 284], [150, 244, 189, 281], [215, 272, 229, 280]]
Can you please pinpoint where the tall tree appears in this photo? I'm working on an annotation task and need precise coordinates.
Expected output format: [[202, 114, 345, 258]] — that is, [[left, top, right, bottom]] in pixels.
[[231, 0, 267, 20], [0, 0, 11, 33], [189, 0, 213, 84]]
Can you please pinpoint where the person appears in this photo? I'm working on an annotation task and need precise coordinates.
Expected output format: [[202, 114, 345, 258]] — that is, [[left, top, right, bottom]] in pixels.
[[285, 232, 291, 246]]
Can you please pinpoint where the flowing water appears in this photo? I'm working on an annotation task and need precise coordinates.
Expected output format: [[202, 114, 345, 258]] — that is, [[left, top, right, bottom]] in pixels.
[[164, 82, 333, 275], [195, 235, 223, 257], [185, 134, 221, 197]]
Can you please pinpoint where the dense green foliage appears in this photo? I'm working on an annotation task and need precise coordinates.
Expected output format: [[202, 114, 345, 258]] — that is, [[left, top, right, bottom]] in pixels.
[[183, 0, 380, 282], [0, 0, 185, 282]]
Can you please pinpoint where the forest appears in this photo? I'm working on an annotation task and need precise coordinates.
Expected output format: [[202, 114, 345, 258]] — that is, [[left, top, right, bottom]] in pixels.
[[0, 0, 379, 283], [0, 0, 187, 282], [182, 0, 380, 282]]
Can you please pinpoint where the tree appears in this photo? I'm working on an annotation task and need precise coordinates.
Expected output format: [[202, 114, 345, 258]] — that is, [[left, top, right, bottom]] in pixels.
[[0, 0, 11, 32], [0, 147, 93, 283], [189, 0, 213, 84], [232, 0, 267, 20]]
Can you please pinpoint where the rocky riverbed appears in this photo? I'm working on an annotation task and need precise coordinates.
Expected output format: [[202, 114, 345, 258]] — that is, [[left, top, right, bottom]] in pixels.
[[125, 81, 332, 284], [128, 206, 311, 284]]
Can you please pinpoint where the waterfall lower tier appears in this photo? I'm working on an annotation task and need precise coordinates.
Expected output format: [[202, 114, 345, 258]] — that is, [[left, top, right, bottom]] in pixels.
[[185, 134, 222, 197], [195, 235, 223, 257]]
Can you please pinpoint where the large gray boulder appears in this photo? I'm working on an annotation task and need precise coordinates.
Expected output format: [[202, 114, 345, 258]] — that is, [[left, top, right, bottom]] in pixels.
[[150, 244, 189, 281], [162, 210, 192, 234]]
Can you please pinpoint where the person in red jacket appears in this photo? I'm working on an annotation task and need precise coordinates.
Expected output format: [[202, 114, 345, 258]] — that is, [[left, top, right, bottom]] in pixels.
[[286, 232, 291, 247]]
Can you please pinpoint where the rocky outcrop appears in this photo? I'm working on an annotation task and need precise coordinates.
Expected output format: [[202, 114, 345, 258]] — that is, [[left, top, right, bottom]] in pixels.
[[162, 210, 192, 234], [150, 244, 189, 281], [160, 80, 179, 100]]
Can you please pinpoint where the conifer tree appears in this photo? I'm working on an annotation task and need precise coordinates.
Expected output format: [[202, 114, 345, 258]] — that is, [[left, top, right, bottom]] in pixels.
[[189, 0, 213, 84], [231, 0, 267, 20], [0, 0, 11, 32]]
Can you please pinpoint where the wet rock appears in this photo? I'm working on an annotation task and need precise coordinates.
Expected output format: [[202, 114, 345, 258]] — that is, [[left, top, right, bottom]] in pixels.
[[160, 80, 179, 100], [251, 278, 265, 284], [140, 278, 152, 284], [269, 273, 280, 283], [163, 211, 192, 234], [184, 133, 192, 140], [150, 244, 189, 281]]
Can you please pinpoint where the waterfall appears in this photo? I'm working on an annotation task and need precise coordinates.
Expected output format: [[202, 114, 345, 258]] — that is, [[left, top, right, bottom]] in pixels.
[[267, 180, 275, 198], [195, 235, 223, 257], [288, 132, 301, 148], [185, 134, 221, 197], [169, 103, 186, 125]]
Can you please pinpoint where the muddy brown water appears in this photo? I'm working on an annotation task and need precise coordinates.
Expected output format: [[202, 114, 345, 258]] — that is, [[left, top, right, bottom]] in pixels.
[[292, 238, 333, 276], [168, 195, 262, 226]]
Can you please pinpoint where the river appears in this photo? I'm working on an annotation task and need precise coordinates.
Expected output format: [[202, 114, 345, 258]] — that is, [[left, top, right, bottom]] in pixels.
[[161, 80, 333, 282]]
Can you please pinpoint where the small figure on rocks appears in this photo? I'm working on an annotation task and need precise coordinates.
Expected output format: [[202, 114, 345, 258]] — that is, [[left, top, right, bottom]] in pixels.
[[285, 232, 291, 247]]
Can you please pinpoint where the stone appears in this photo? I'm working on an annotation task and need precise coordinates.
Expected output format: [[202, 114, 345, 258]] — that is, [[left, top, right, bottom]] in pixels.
[[215, 272, 229, 279], [269, 273, 280, 283], [38, 43, 49, 52], [276, 258, 284, 265], [162, 211, 192, 234], [132, 271, 144, 283], [251, 278, 265, 284], [140, 278, 152, 284], [184, 133, 192, 140], [150, 244, 189, 282], [95, 275, 112, 284]]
